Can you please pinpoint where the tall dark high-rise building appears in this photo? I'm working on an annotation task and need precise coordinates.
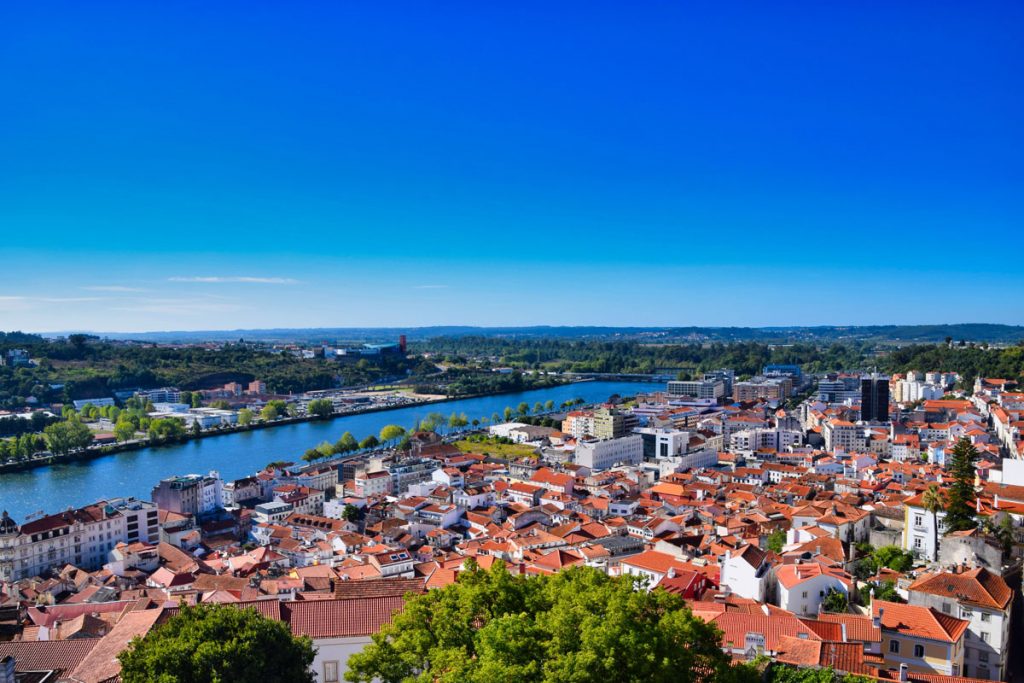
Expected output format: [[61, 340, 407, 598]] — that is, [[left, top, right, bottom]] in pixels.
[[860, 374, 891, 422]]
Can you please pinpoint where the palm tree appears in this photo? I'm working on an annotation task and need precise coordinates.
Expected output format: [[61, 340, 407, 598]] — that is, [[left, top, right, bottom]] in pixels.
[[922, 484, 945, 561]]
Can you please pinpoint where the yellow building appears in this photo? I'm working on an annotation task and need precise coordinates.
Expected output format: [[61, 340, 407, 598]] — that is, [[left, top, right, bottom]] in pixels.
[[873, 599, 968, 677]]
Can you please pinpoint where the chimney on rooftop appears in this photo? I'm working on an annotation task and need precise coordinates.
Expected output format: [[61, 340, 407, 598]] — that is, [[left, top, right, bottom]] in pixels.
[[899, 663, 909, 682], [872, 607, 883, 629]]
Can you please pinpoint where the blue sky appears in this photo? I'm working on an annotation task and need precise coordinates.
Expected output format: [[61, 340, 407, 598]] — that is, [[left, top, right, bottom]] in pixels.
[[1, 2, 1021, 332]]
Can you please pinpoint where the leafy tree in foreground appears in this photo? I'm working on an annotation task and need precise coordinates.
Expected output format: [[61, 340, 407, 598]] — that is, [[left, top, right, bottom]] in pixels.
[[944, 437, 979, 533], [346, 561, 755, 683], [767, 663, 874, 683], [118, 604, 314, 683]]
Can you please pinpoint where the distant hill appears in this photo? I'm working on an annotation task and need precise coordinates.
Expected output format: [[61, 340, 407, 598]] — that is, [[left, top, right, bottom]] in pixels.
[[36, 323, 1024, 345]]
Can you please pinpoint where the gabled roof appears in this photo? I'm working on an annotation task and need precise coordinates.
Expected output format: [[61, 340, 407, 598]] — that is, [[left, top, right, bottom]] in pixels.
[[285, 595, 405, 638], [70, 608, 164, 683], [334, 577, 426, 600], [730, 543, 767, 569], [712, 612, 823, 652], [777, 563, 852, 590], [872, 600, 969, 643], [817, 612, 880, 642], [908, 567, 1012, 610], [0, 639, 98, 675]]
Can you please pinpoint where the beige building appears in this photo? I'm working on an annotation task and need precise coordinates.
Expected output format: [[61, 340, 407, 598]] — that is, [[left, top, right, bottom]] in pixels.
[[873, 600, 968, 677]]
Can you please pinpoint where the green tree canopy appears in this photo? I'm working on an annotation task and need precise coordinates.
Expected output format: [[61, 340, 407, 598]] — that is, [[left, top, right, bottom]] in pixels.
[[767, 664, 873, 683], [766, 529, 786, 553], [148, 417, 187, 442], [237, 408, 254, 426], [118, 604, 314, 683], [43, 418, 94, 456], [346, 561, 751, 683], [822, 588, 848, 613], [307, 398, 334, 419], [944, 437, 979, 533], [114, 420, 137, 443], [869, 580, 902, 603], [380, 424, 406, 445], [336, 431, 359, 453]]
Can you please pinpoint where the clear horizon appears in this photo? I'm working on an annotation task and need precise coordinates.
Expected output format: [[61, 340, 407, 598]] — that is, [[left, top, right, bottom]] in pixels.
[[3, 3, 1022, 332]]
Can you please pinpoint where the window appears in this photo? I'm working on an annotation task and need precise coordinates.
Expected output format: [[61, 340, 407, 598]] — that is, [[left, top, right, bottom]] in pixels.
[[961, 608, 973, 619], [980, 612, 990, 622], [980, 632, 989, 643], [889, 640, 900, 654], [979, 650, 989, 663], [942, 603, 951, 614], [323, 661, 339, 682], [914, 644, 924, 658], [913, 537, 922, 548], [802, 591, 808, 598], [914, 515, 923, 526]]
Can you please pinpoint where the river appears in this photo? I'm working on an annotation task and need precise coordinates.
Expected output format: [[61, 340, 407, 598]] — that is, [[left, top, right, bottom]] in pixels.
[[0, 381, 654, 522]]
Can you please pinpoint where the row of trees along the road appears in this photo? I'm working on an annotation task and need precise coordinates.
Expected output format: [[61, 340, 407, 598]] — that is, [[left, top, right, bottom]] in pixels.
[[298, 399, 580, 464]]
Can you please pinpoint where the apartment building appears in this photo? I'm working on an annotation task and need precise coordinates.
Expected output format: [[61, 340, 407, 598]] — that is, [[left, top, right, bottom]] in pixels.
[[0, 498, 159, 582], [151, 471, 224, 516], [908, 568, 1012, 680], [873, 601, 968, 677], [822, 419, 866, 452], [561, 411, 595, 439], [733, 378, 788, 403], [592, 406, 638, 440], [667, 379, 725, 401], [574, 434, 643, 471]]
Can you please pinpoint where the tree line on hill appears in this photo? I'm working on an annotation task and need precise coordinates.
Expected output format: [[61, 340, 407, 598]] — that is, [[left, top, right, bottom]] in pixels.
[[0, 334, 414, 410], [421, 336, 1024, 389]]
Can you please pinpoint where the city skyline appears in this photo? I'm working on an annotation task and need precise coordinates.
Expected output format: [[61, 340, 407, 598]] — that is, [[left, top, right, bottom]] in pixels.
[[3, 2, 1022, 332]]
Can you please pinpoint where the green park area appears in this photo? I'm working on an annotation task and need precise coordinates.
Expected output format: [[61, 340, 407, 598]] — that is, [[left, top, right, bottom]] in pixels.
[[454, 437, 539, 460]]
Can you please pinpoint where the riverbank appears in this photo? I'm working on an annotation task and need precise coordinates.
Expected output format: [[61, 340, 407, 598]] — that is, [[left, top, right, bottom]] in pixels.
[[0, 381, 656, 522], [0, 378, 583, 475]]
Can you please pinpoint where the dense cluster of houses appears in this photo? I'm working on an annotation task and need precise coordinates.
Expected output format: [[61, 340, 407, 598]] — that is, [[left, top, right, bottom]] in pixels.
[[0, 371, 1022, 682]]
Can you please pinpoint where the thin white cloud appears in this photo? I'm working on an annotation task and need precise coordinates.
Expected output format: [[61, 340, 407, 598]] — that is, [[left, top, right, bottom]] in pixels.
[[0, 296, 29, 311], [169, 276, 300, 285], [112, 298, 246, 315], [0, 295, 102, 309], [81, 285, 146, 292], [414, 284, 449, 290]]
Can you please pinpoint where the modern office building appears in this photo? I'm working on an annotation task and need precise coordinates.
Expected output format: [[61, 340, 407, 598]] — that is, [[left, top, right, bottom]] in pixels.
[[592, 406, 639, 440], [861, 373, 891, 422], [702, 369, 735, 397], [667, 379, 725, 402]]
